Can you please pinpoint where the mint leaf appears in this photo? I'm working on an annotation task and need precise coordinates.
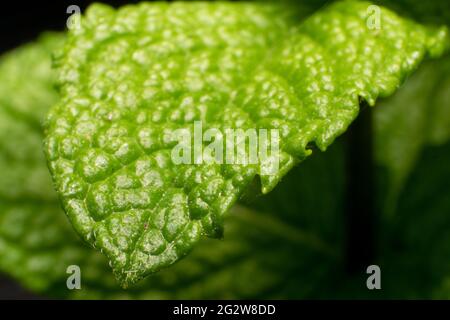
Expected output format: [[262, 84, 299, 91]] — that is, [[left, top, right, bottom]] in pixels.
[[0, 30, 340, 298], [43, 1, 449, 287], [0, 34, 339, 298], [1, 31, 449, 298]]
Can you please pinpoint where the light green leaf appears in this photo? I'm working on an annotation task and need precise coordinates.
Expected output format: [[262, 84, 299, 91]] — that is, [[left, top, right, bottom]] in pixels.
[[43, 1, 448, 287], [1, 26, 450, 299], [0, 34, 340, 299]]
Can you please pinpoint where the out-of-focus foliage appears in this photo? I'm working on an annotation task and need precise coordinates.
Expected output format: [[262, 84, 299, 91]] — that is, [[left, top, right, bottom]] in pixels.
[[379, 0, 450, 26], [375, 56, 450, 215]]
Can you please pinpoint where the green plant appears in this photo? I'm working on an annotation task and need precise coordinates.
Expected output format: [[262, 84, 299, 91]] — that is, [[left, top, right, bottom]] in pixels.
[[0, 1, 449, 299]]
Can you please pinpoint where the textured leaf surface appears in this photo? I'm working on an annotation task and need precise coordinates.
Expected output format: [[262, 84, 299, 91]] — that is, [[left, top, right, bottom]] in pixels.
[[0, 34, 339, 299], [44, 1, 449, 286], [1, 30, 450, 299]]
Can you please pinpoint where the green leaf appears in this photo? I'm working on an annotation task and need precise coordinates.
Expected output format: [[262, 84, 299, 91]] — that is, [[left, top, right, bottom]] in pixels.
[[1, 29, 450, 299], [0, 34, 340, 299], [43, 1, 449, 287]]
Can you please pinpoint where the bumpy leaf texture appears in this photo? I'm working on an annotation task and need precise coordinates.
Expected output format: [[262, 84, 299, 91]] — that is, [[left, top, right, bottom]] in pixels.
[[43, 1, 449, 287], [379, 142, 450, 299], [0, 34, 342, 299], [1, 19, 450, 299]]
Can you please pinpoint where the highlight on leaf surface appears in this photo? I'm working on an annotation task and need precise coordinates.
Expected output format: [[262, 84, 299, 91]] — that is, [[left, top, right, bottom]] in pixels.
[[43, 1, 449, 287]]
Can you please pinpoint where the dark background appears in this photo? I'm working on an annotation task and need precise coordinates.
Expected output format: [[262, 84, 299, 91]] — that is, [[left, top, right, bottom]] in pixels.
[[0, 1, 145, 54]]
